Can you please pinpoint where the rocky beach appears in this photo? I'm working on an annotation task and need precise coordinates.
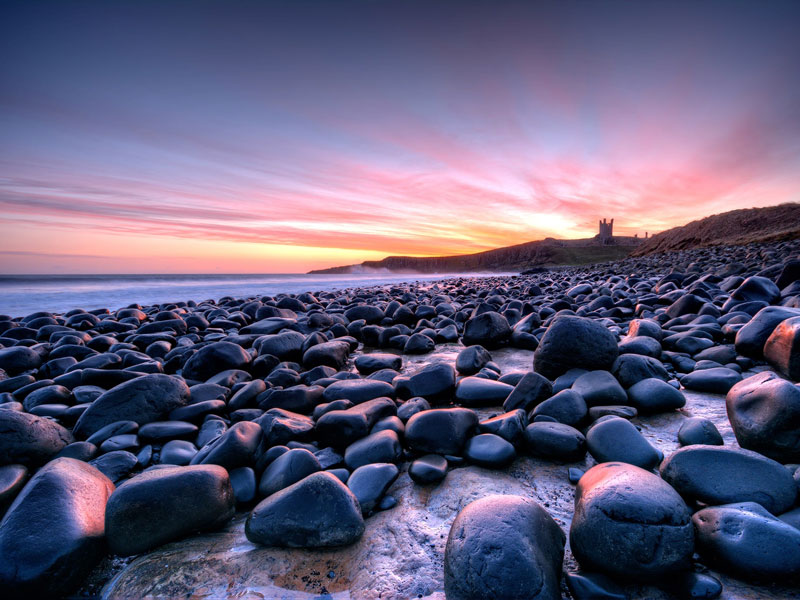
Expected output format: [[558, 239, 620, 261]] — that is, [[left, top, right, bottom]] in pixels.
[[1, 238, 800, 599]]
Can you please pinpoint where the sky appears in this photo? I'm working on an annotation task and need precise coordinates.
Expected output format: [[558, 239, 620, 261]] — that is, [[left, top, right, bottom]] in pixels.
[[1, 0, 799, 274]]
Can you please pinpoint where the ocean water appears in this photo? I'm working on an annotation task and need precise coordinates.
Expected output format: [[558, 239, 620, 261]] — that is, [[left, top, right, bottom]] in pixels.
[[0, 273, 507, 317]]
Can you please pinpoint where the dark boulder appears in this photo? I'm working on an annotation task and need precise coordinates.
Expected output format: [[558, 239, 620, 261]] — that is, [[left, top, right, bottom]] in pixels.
[[454, 377, 513, 408], [677, 417, 723, 446], [586, 417, 661, 470], [735, 306, 800, 359], [524, 422, 587, 462], [455, 345, 492, 376], [405, 408, 478, 456], [394, 362, 456, 403], [533, 316, 618, 380], [626, 378, 686, 414], [72, 374, 190, 439], [571, 370, 627, 407], [462, 311, 512, 349], [258, 448, 321, 497], [444, 494, 565, 600], [354, 353, 402, 375], [347, 462, 399, 514], [409, 454, 448, 484], [0, 458, 114, 596], [105, 464, 235, 556], [245, 471, 364, 547], [182, 341, 251, 381], [502, 371, 552, 413], [764, 315, 800, 381], [569, 462, 694, 580], [0, 410, 73, 467], [463, 433, 517, 468]]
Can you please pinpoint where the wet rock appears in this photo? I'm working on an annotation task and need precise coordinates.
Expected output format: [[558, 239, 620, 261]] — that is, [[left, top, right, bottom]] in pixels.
[[316, 397, 397, 448], [726, 371, 800, 462], [524, 422, 587, 462], [677, 417, 724, 446], [660, 445, 797, 515], [681, 367, 742, 394], [462, 311, 512, 349], [322, 378, 395, 405], [454, 376, 513, 408], [245, 471, 364, 547], [444, 494, 565, 600], [530, 389, 587, 427], [586, 417, 661, 470], [182, 341, 251, 381], [463, 433, 516, 468], [570, 462, 694, 580], [90, 450, 138, 483], [138, 420, 198, 443], [0, 410, 73, 467], [626, 377, 686, 414], [533, 315, 618, 380], [347, 462, 399, 514], [394, 362, 456, 403], [256, 408, 315, 446], [408, 454, 448, 484], [693, 501, 800, 581], [159, 440, 198, 465], [0, 464, 27, 515], [105, 464, 235, 556], [735, 306, 800, 359], [663, 571, 723, 600], [355, 353, 402, 375], [502, 371, 552, 412], [344, 429, 402, 470], [405, 407, 478, 455], [0, 346, 42, 376], [302, 340, 351, 369], [404, 332, 435, 354], [0, 458, 114, 596], [455, 345, 492, 376], [571, 370, 627, 407], [611, 353, 670, 388], [258, 448, 321, 497], [73, 374, 190, 439], [477, 409, 527, 444], [764, 316, 800, 380]]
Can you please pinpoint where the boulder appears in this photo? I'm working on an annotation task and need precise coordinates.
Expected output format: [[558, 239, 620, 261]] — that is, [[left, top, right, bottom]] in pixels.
[[405, 408, 478, 456], [569, 462, 694, 580], [533, 316, 618, 380], [444, 494, 565, 600], [764, 316, 800, 380], [182, 341, 251, 381], [0, 410, 73, 467], [462, 311, 512, 349]]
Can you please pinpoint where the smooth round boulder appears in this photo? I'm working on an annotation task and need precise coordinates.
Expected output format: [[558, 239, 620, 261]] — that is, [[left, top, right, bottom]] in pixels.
[[105, 464, 235, 556], [344, 429, 402, 470], [197, 421, 262, 471], [571, 370, 627, 407], [502, 371, 553, 413], [585, 417, 661, 471], [611, 353, 670, 388], [626, 378, 686, 414], [0, 410, 73, 467], [322, 378, 395, 405], [659, 445, 797, 515], [681, 367, 742, 394], [245, 471, 364, 548], [462, 311, 512, 349], [354, 353, 402, 375], [454, 377, 513, 408], [735, 306, 800, 359], [302, 340, 351, 369], [0, 458, 114, 596], [533, 315, 618, 380], [569, 462, 694, 580], [530, 389, 587, 427], [764, 315, 800, 381], [677, 417, 723, 446], [478, 409, 527, 444], [0, 346, 42, 376], [347, 462, 399, 514], [405, 408, 478, 456], [409, 454, 448, 484], [726, 371, 800, 462], [524, 422, 587, 463], [456, 345, 492, 376], [72, 374, 190, 440], [444, 494, 565, 600], [181, 341, 251, 381], [693, 501, 800, 581], [258, 448, 321, 497], [394, 362, 456, 403], [463, 433, 517, 468]]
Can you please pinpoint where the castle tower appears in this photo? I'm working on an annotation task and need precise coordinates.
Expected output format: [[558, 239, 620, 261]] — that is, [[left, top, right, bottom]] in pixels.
[[599, 218, 614, 245]]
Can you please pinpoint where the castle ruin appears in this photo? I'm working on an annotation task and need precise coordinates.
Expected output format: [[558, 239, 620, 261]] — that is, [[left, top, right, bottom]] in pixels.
[[599, 218, 614, 245]]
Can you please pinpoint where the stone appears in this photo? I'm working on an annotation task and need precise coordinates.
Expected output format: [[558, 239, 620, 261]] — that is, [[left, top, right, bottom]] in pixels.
[[258, 385, 323, 414], [533, 315, 618, 380], [463, 433, 517, 468], [764, 315, 800, 380], [302, 340, 351, 369], [73, 374, 190, 439], [454, 376, 513, 408], [660, 445, 797, 515], [735, 306, 800, 358], [530, 389, 587, 427], [198, 421, 263, 470], [89, 450, 138, 483], [258, 448, 321, 497], [693, 502, 800, 581], [322, 378, 395, 405], [315, 397, 397, 448], [663, 571, 723, 600], [0, 464, 27, 514], [347, 462, 399, 514], [462, 311, 512, 349], [355, 353, 402, 375], [408, 454, 448, 484], [586, 417, 661, 470], [444, 494, 565, 600], [571, 370, 627, 407], [677, 417, 724, 446], [502, 371, 552, 413], [477, 409, 527, 444], [0, 410, 73, 467], [182, 341, 251, 381], [404, 332, 435, 354], [105, 464, 235, 556], [726, 371, 800, 462], [626, 377, 686, 414], [405, 408, 478, 456], [137, 420, 198, 443], [569, 462, 694, 580], [344, 429, 402, 470], [0, 346, 42, 376], [455, 345, 492, 376], [611, 353, 670, 388], [394, 362, 456, 403], [681, 367, 742, 394], [159, 440, 198, 465], [565, 571, 626, 600], [245, 471, 364, 547], [256, 408, 314, 446], [524, 422, 587, 463], [0, 458, 114, 596]]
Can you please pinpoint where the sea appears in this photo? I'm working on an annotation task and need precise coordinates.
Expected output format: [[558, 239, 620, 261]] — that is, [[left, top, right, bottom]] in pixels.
[[0, 273, 508, 318]]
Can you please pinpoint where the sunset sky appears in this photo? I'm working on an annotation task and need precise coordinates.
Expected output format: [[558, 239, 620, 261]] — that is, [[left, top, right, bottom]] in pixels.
[[1, 0, 799, 274]]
